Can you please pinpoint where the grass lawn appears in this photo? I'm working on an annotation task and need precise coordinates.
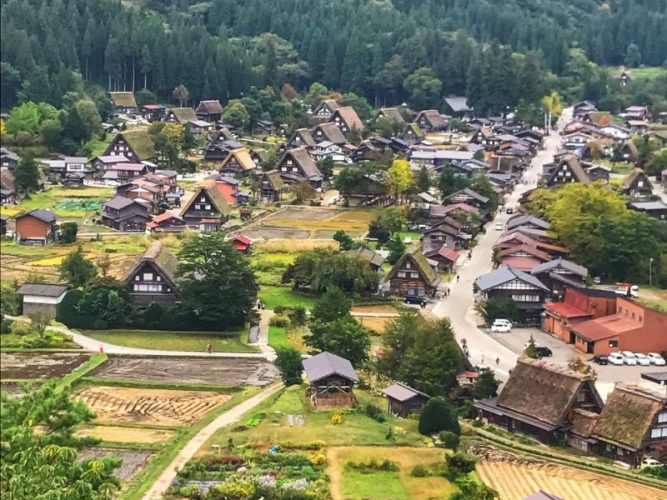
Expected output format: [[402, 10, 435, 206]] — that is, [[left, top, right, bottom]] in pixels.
[[10, 186, 114, 217], [637, 286, 667, 312], [259, 285, 316, 310], [82, 329, 259, 353], [83, 136, 113, 157], [611, 66, 667, 80], [329, 446, 453, 500], [268, 325, 288, 350], [200, 386, 425, 452], [395, 231, 421, 244]]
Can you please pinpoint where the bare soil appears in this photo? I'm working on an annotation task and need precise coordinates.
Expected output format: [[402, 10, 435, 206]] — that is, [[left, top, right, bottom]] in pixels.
[[1, 352, 91, 380], [91, 356, 278, 386], [78, 447, 153, 481], [75, 386, 230, 426], [76, 425, 175, 444], [351, 305, 399, 315]]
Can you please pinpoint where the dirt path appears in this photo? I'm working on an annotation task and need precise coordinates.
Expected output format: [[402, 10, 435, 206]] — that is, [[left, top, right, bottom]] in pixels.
[[142, 382, 283, 499], [325, 448, 343, 500]]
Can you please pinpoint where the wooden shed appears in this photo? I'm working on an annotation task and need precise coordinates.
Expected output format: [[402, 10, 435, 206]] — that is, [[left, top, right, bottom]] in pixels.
[[303, 352, 358, 410], [383, 383, 430, 417]]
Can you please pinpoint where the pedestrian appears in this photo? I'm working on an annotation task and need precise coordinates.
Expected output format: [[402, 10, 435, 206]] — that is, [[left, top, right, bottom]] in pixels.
[[481, 354, 485, 364], [468, 251, 472, 260], [496, 357, 500, 366], [456, 275, 460, 282], [207, 343, 212, 354]]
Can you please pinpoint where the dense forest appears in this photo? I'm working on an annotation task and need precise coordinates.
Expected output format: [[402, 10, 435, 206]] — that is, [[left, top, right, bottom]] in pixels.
[[1, 0, 666, 114]]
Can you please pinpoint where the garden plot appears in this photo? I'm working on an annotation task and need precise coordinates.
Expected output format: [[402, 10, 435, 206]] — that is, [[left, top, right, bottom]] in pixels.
[[0, 352, 91, 380], [76, 425, 175, 445], [476, 453, 666, 500], [350, 304, 399, 334], [91, 356, 278, 386], [78, 447, 153, 481], [242, 207, 376, 240], [75, 386, 230, 426]]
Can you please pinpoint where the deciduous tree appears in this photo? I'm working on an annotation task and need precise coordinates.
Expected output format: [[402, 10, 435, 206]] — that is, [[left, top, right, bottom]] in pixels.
[[59, 245, 97, 288]]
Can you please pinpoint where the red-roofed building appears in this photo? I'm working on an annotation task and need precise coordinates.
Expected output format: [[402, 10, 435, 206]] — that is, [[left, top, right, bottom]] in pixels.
[[146, 212, 187, 233], [424, 245, 460, 272], [232, 235, 252, 253], [543, 288, 617, 342], [566, 298, 667, 355], [498, 256, 542, 271]]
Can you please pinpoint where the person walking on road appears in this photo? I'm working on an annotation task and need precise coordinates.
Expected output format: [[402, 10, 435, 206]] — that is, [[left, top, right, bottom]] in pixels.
[[456, 275, 460, 283], [496, 357, 500, 366]]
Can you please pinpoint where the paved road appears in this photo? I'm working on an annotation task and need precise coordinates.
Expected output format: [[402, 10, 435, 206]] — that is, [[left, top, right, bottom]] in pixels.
[[431, 108, 573, 381], [142, 382, 283, 499]]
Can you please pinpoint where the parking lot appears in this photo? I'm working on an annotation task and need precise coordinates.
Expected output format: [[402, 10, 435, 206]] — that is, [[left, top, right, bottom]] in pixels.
[[490, 327, 665, 397]]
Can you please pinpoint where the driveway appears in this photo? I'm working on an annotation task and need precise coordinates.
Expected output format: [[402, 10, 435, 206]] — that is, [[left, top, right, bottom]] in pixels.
[[431, 108, 573, 381]]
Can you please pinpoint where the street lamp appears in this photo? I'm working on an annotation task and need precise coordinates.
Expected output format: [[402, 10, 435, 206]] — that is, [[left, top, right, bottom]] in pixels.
[[650, 258, 654, 287]]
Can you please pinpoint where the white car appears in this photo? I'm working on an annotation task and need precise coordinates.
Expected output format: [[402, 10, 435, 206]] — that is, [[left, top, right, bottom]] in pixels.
[[648, 353, 666, 366], [635, 353, 652, 366], [491, 319, 512, 333], [641, 457, 662, 469], [622, 351, 638, 365], [495, 222, 504, 231], [608, 352, 625, 365]]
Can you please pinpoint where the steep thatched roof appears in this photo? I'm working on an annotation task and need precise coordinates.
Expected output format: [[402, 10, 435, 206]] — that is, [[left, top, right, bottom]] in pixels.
[[570, 408, 599, 438], [387, 246, 440, 287], [180, 179, 231, 217], [196, 100, 224, 115], [622, 168, 651, 190], [221, 148, 256, 171], [548, 154, 590, 185], [109, 92, 137, 109], [312, 122, 346, 144], [263, 170, 285, 190], [170, 107, 197, 123], [333, 106, 364, 130], [118, 128, 156, 161], [378, 107, 405, 123], [496, 358, 600, 427], [123, 240, 179, 290], [592, 384, 667, 450]]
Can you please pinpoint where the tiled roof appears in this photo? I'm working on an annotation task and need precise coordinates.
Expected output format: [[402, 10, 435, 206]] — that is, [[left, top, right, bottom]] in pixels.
[[569, 313, 642, 340]]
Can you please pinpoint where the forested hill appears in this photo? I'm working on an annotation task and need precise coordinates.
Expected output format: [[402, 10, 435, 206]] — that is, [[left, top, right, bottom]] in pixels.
[[1, 0, 666, 112]]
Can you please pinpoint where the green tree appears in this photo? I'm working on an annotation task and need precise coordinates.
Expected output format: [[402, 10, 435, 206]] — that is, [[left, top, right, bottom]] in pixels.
[[311, 287, 352, 323], [438, 165, 469, 199], [469, 174, 498, 212], [59, 222, 78, 243], [375, 206, 407, 234], [77, 277, 131, 327], [275, 348, 303, 386], [14, 155, 40, 193], [472, 369, 500, 400], [39, 118, 63, 150], [27, 309, 53, 338], [386, 234, 406, 265], [0, 281, 19, 316], [0, 382, 120, 498], [624, 43, 642, 68], [480, 298, 518, 324], [318, 156, 334, 179], [177, 232, 257, 328], [416, 165, 431, 193], [222, 99, 250, 129], [288, 250, 379, 295], [59, 246, 97, 288], [647, 148, 667, 176], [404, 67, 442, 110], [333, 230, 354, 251], [445, 452, 477, 481], [524, 335, 539, 359], [449, 476, 498, 500], [291, 180, 316, 204], [418, 397, 460, 435], [307, 315, 370, 367]]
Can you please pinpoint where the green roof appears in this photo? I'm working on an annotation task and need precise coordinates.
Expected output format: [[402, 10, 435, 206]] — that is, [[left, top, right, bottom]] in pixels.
[[410, 123, 425, 138], [109, 92, 138, 109], [120, 128, 156, 161]]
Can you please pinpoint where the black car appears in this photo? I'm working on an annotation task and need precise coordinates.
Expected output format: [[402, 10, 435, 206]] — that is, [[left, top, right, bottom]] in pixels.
[[506, 207, 514, 214], [404, 295, 427, 307], [592, 355, 608, 365], [535, 346, 553, 358]]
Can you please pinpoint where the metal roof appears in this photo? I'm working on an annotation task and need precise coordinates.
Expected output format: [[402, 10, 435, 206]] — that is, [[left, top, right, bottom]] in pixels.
[[383, 383, 430, 402], [302, 352, 359, 383], [17, 283, 68, 297], [475, 266, 549, 292]]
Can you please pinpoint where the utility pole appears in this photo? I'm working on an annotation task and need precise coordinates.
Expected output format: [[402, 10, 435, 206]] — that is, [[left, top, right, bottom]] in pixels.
[[650, 258, 654, 287]]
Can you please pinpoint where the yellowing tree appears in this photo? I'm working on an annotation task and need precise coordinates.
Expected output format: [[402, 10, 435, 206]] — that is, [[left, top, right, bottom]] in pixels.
[[0, 119, 6, 137], [541, 91, 562, 130], [386, 159, 413, 202]]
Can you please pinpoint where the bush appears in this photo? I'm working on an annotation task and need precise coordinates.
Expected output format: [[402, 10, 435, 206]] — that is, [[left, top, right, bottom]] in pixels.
[[10, 320, 35, 336], [445, 452, 477, 481], [270, 315, 291, 327], [346, 459, 398, 473], [471, 419, 484, 428], [439, 431, 460, 450], [59, 222, 78, 243], [287, 306, 307, 327], [275, 348, 303, 386], [1, 318, 12, 334], [365, 403, 386, 423], [410, 464, 429, 477], [419, 397, 460, 436], [331, 412, 343, 425]]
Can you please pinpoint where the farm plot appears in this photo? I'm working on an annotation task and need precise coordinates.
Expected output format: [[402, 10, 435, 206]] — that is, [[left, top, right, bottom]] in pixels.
[[75, 386, 230, 426], [76, 425, 175, 445], [0, 352, 91, 380], [476, 459, 667, 500], [351, 304, 399, 334], [243, 207, 376, 240], [78, 447, 153, 481], [91, 356, 278, 386]]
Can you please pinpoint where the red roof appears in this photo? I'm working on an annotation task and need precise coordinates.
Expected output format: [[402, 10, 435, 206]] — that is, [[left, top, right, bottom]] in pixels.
[[544, 301, 592, 319], [233, 235, 251, 245], [151, 211, 183, 224], [494, 232, 539, 248], [442, 202, 479, 215], [143, 104, 164, 109], [437, 246, 460, 262], [499, 256, 541, 271], [570, 313, 642, 341], [460, 371, 479, 379]]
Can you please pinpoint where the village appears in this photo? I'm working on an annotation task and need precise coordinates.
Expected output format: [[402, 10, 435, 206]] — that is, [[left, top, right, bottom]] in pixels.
[[2, 74, 667, 499]]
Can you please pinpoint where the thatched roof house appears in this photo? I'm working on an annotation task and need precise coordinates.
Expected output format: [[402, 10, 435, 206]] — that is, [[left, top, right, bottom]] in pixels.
[[475, 358, 603, 444], [591, 384, 667, 465], [123, 240, 179, 305]]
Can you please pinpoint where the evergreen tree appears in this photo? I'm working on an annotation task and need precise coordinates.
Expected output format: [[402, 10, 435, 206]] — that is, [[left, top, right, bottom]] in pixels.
[[14, 155, 40, 193]]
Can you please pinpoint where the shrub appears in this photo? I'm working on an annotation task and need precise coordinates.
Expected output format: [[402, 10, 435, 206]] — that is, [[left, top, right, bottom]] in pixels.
[[445, 452, 477, 481], [410, 464, 429, 477], [439, 431, 460, 450], [275, 348, 303, 386], [270, 315, 291, 327], [365, 403, 386, 422], [471, 419, 484, 428], [0, 318, 12, 334], [287, 306, 307, 327], [307, 453, 327, 465], [330, 412, 343, 425], [419, 397, 460, 436], [347, 459, 398, 473], [10, 320, 35, 336], [59, 222, 78, 243]]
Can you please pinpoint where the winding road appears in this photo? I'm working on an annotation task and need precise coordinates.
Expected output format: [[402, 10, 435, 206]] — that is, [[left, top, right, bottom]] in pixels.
[[431, 108, 572, 380]]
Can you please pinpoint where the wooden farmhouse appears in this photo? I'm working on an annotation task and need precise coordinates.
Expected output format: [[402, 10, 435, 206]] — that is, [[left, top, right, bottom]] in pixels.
[[109, 91, 138, 114], [124, 241, 179, 306], [303, 352, 359, 410], [311, 99, 340, 122], [195, 100, 224, 122], [415, 110, 448, 132], [179, 180, 230, 231], [275, 148, 323, 187], [166, 107, 197, 125], [387, 247, 441, 298], [330, 106, 364, 136], [475, 358, 603, 446], [383, 383, 430, 418], [219, 148, 257, 177], [102, 196, 150, 231], [287, 128, 317, 149], [311, 122, 347, 145], [622, 168, 653, 198], [545, 154, 591, 187], [104, 129, 157, 163], [259, 170, 284, 203]]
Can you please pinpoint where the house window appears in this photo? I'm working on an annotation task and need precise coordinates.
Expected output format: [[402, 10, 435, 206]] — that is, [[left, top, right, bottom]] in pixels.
[[195, 204, 201, 210], [397, 272, 406, 278], [511, 294, 540, 302], [156, 276, 161, 282], [405, 262, 411, 269], [292, 167, 298, 172], [143, 272, 153, 280], [135, 275, 140, 281], [658, 412, 667, 424], [410, 272, 419, 279], [608, 340, 618, 348], [205, 204, 211, 210], [651, 427, 667, 439]]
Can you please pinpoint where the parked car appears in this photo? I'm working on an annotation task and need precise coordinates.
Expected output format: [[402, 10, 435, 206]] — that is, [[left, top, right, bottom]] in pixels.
[[648, 353, 666, 366], [591, 355, 608, 365], [641, 457, 662, 469], [622, 351, 638, 365], [535, 346, 553, 358], [506, 207, 514, 214], [608, 352, 625, 365], [404, 295, 427, 307], [490, 319, 512, 333], [495, 222, 504, 231], [635, 353, 652, 366]]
